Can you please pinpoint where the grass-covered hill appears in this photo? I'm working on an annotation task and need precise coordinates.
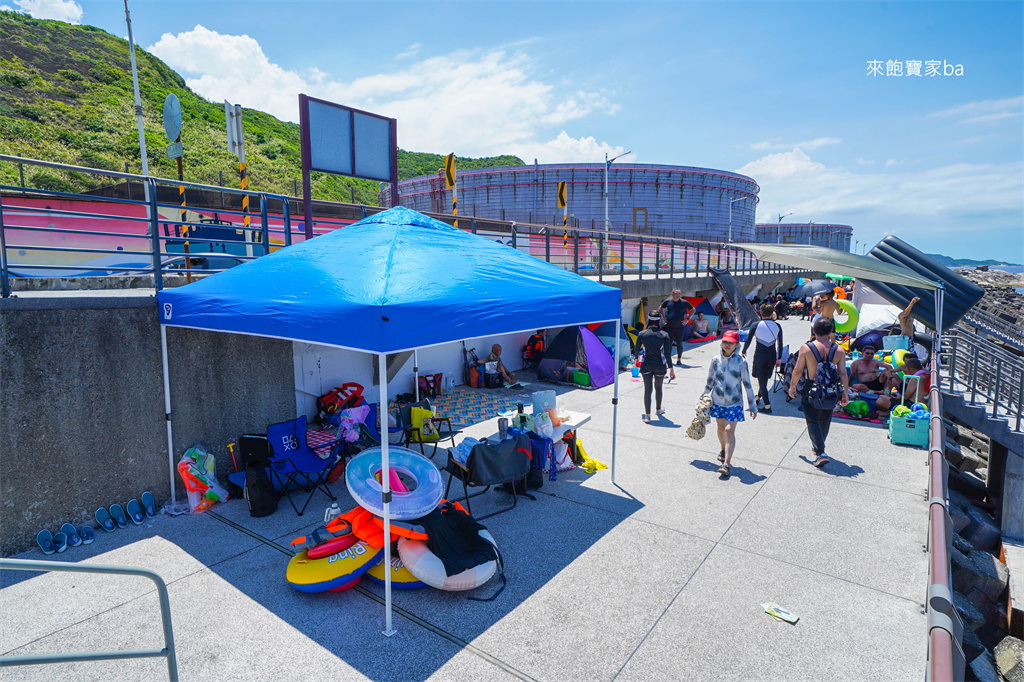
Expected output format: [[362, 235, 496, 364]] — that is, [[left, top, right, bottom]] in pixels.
[[0, 11, 523, 204]]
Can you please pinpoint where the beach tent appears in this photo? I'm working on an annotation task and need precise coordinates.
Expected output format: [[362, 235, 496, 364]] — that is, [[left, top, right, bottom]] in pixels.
[[587, 321, 632, 367], [156, 206, 622, 634], [540, 326, 615, 387]]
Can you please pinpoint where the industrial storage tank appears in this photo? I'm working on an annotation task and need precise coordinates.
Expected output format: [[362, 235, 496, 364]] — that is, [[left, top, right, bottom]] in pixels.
[[384, 163, 759, 242], [754, 223, 853, 252]]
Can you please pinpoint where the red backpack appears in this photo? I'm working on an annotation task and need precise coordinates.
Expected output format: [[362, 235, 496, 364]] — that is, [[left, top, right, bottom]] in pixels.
[[317, 383, 365, 416]]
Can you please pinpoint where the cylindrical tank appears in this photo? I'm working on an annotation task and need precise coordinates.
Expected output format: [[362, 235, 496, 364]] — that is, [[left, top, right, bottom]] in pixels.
[[754, 223, 853, 252], [384, 163, 760, 242]]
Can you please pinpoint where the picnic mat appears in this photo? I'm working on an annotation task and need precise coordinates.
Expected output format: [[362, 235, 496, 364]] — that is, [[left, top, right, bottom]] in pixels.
[[389, 387, 522, 429]]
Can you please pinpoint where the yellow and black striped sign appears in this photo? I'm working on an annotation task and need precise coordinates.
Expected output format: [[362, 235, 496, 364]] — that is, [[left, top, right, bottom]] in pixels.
[[557, 181, 567, 208], [444, 153, 456, 189], [240, 162, 250, 229]]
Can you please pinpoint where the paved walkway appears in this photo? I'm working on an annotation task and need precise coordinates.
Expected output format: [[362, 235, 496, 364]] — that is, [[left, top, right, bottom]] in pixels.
[[0, 318, 929, 681]]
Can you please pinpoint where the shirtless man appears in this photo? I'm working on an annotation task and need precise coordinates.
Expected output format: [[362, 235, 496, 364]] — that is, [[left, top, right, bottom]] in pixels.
[[897, 297, 920, 337], [815, 290, 841, 322], [848, 344, 890, 392]]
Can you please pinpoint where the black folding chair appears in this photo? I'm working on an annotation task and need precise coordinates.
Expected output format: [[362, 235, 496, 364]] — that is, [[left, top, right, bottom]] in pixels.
[[771, 344, 790, 394], [443, 434, 531, 520]]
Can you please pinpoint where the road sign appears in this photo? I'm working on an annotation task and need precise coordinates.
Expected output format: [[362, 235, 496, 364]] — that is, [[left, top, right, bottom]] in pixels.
[[557, 181, 567, 208], [224, 101, 245, 162], [166, 141, 183, 159], [163, 94, 182, 141], [444, 153, 456, 189]]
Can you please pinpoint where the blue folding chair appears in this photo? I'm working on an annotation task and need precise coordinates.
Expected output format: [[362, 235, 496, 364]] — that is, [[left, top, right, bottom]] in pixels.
[[266, 415, 342, 516]]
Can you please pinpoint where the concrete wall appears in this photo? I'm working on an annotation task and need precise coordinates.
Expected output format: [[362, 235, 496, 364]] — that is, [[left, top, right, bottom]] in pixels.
[[0, 296, 293, 555]]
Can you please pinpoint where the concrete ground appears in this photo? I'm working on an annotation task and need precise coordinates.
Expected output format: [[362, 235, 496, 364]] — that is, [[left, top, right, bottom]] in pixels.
[[0, 317, 930, 681]]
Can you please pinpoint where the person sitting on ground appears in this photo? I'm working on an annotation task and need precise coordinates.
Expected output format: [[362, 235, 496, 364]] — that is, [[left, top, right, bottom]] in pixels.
[[882, 355, 929, 404], [523, 329, 546, 366], [849, 344, 891, 393], [715, 299, 729, 318], [718, 308, 739, 332], [896, 296, 920, 338], [481, 344, 515, 384], [691, 311, 714, 339]]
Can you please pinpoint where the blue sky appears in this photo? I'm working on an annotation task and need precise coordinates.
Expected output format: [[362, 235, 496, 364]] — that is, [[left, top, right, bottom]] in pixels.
[[10, 0, 1024, 261]]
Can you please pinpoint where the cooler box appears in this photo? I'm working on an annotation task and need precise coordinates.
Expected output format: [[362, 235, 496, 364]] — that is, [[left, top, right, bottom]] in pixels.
[[572, 370, 591, 387], [888, 415, 929, 448], [882, 335, 912, 351]]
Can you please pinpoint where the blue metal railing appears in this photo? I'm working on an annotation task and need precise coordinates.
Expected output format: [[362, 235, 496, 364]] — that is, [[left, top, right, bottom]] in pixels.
[[1, 154, 810, 297], [0, 558, 178, 681]]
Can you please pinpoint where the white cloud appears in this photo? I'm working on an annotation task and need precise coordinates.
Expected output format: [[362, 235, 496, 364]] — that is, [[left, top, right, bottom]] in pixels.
[[148, 25, 619, 162], [884, 158, 900, 168], [929, 96, 1023, 124], [10, 0, 81, 23], [397, 43, 420, 59], [749, 137, 840, 152], [506, 131, 626, 164], [737, 148, 1023, 242]]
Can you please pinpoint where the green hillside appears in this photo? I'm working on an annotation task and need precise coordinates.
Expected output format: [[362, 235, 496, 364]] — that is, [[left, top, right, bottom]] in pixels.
[[0, 11, 523, 204], [927, 254, 1020, 268]]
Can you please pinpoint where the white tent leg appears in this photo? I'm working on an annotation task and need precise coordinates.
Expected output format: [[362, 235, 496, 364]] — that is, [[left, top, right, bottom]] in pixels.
[[414, 349, 419, 402], [934, 287, 944, 389], [379, 352, 395, 636], [160, 325, 177, 506], [611, 319, 621, 485]]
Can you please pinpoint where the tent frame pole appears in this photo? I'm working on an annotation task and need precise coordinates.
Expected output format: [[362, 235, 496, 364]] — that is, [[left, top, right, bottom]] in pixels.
[[934, 286, 944, 389], [379, 352, 395, 636], [160, 325, 177, 506], [611, 318, 620, 484]]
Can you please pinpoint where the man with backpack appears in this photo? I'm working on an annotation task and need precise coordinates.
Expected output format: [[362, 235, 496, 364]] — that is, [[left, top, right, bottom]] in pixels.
[[788, 316, 850, 468]]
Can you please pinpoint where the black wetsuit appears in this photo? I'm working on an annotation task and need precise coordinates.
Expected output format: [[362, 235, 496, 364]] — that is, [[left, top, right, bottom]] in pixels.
[[636, 327, 674, 414]]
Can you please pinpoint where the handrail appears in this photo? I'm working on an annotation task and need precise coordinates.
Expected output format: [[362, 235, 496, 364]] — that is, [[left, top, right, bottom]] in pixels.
[[925, 340, 964, 682], [944, 325, 1024, 431], [0, 558, 178, 681]]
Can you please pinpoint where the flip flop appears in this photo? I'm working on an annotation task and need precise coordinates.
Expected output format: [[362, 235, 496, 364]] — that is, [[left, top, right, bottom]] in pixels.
[[53, 532, 68, 553], [61, 523, 82, 547], [95, 507, 116, 532], [141, 491, 156, 518], [80, 525, 95, 544], [109, 504, 128, 529], [126, 499, 144, 525], [37, 529, 55, 555]]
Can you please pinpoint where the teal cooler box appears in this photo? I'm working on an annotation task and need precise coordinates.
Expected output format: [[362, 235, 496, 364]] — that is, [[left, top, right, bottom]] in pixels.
[[888, 415, 929, 448]]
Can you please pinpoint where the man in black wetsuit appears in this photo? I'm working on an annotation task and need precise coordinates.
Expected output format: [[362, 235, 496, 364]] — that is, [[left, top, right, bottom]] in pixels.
[[636, 313, 676, 423]]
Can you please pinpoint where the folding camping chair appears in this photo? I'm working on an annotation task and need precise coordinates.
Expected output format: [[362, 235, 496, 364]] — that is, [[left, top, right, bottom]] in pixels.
[[443, 433, 532, 520], [401, 401, 461, 460], [266, 415, 342, 516], [772, 345, 791, 396], [362, 403, 416, 447]]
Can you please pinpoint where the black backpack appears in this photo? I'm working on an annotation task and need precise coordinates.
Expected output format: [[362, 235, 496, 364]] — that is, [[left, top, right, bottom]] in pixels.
[[804, 342, 842, 410], [243, 463, 279, 517]]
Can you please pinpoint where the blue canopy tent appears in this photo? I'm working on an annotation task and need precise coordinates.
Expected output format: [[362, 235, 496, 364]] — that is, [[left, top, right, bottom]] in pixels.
[[156, 206, 622, 633]]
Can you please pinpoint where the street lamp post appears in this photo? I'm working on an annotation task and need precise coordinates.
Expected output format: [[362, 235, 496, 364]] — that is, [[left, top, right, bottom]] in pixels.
[[604, 150, 632, 234], [728, 196, 748, 244], [776, 212, 793, 244]]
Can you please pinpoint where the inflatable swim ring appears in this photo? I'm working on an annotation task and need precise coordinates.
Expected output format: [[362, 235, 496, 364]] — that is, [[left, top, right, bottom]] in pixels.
[[307, 532, 358, 560], [346, 447, 444, 521], [834, 299, 859, 334], [833, 287, 846, 299], [398, 529, 498, 592], [364, 556, 428, 590], [891, 348, 909, 367], [286, 541, 383, 593]]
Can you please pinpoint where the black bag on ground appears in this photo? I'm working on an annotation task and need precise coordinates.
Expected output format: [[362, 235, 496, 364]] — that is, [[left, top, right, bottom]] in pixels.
[[244, 463, 279, 517]]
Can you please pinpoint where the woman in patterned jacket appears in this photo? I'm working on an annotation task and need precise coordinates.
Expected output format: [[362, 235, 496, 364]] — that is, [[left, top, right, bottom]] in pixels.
[[702, 329, 757, 479]]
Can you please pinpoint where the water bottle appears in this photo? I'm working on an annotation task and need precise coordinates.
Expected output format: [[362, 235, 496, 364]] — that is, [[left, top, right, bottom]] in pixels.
[[324, 502, 341, 523]]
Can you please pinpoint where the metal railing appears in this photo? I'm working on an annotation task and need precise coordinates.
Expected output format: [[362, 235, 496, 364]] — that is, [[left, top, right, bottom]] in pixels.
[[0, 558, 178, 681], [962, 307, 1024, 352], [925, 346, 965, 682], [1, 154, 809, 298], [944, 325, 1024, 432]]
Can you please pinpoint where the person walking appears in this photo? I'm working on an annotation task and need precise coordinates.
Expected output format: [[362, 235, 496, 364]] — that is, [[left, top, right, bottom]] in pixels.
[[788, 316, 850, 468], [742, 303, 784, 413], [660, 288, 689, 364], [636, 313, 675, 423], [702, 329, 757, 479]]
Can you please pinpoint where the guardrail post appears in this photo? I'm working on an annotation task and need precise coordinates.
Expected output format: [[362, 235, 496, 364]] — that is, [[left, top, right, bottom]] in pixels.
[[683, 242, 688, 274], [638, 235, 643, 279], [282, 197, 292, 247], [598, 235, 603, 282], [573, 229, 578, 274], [545, 228, 551, 264], [0, 193, 9, 298], [148, 180, 163, 291], [654, 238, 659, 279], [970, 346, 979, 404], [992, 358, 1003, 418], [669, 241, 675, 276], [259, 194, 269, 256], [471, 216, 477, 235], [620, 233, 625, 282], [511, 223, 517, 250]]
